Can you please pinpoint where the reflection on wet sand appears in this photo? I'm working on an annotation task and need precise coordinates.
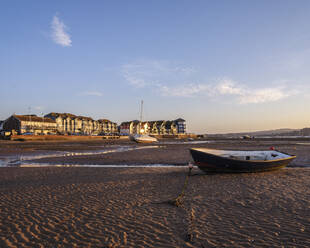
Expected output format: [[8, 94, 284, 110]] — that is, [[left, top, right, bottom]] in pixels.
[[20, 163, 188, 168], [1, 138, 310, 167], [0, 146, 160, 167]]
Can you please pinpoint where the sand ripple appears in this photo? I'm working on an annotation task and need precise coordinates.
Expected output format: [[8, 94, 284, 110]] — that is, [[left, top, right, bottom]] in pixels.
[[0, 167, 309, 247]]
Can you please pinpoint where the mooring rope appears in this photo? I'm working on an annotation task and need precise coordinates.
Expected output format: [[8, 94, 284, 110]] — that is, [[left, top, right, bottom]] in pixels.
[[167, 163, 193, 207], [156, 162, 197, 243], [186, 203, 195, 242]]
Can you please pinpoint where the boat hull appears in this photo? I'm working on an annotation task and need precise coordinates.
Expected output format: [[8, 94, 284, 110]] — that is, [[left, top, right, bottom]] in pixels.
[[134, 138, 157, 144], [190, 149, 296, 173], [130, 134, 158, 143]]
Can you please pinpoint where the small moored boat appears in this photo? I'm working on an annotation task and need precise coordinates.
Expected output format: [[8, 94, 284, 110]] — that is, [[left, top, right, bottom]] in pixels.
[[190, 148, 296, 173], [131, 134, 158, 143], [130, 100, 158, 144]]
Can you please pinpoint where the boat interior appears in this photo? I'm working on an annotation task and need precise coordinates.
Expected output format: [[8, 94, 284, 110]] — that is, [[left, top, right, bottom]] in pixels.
[[192, 148, 293, 161]]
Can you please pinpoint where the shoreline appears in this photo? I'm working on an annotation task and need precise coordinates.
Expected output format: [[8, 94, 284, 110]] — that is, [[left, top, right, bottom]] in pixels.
[[1, 138, 310, 167]]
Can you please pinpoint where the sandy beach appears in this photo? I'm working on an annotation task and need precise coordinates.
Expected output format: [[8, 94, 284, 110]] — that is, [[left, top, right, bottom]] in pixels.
[[0, 167, 309, 247], [0, 139, 310, 247]]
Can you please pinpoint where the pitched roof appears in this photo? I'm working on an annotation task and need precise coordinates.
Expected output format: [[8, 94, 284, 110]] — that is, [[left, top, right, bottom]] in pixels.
[[175, 118, 185, 122], [98, 119, 111, 123], [165, 121, 172, 128], [46, 112, 77, 118], [155, 120, 165, 125], [14, 115, 56, 123], [76, 116, 93, 121], [47, 113, 93, 121], [120, 121, 131, 125]]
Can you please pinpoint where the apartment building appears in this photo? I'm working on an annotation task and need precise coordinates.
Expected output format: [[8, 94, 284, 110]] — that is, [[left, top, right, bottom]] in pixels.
[[45, 112, 117, 135], [119, 118, 186, 135], [2, 115, 57, 135]]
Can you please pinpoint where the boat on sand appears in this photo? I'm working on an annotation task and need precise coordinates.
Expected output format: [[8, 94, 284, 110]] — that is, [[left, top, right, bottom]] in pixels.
[[131, 100, 158, 144], [190, 148, 296, 173], [131, 134, 158, 143]]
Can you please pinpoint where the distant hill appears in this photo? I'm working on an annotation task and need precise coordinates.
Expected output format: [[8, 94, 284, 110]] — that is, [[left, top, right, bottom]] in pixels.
[[207, 128, 310, 137], [246, 128, 300, 136]]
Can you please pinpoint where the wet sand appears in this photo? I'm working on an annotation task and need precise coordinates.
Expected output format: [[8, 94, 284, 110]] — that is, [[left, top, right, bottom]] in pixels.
[[0, 167, 309, 247], [0, 139, 310, 247], [1, 138, 310, 166]]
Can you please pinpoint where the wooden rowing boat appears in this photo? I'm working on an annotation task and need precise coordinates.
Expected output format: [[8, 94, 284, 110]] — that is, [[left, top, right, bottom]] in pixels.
[[190, 148, 296, 173]]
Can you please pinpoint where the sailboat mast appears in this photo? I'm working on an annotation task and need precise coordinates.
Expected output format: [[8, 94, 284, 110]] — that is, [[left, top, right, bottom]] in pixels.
[[139, 100, 143, 122], [138, 100, 143, 134]]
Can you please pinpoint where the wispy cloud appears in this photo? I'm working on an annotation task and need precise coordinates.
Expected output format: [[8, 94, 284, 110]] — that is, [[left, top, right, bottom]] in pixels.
[[34, 106, 44, 111], [122, 60, 296, 104], [216, 80, 244, 95], [51, 14, 72, 47], [122, 60, 196, 88], [158, 79, 292, 104], [215, 80, 291, 104], [79, 91, 103, 97], [238, 87, 290, 104], [159, 83, 211, 97]]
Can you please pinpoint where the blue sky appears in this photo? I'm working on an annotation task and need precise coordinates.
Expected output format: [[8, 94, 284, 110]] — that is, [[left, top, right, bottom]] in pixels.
[[1, 0, 310, 133]]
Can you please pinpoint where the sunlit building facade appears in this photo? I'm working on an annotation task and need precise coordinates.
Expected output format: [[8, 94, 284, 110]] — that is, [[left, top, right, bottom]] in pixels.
[[2, 115, 57, 135], [119, 118, 186, 135]]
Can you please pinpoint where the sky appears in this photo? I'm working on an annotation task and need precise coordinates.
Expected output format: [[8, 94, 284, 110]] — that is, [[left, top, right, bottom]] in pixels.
[[1, 0, 310, 134]]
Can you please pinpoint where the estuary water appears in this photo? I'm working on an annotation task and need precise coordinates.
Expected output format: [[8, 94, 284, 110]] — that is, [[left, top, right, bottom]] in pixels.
[[0, 145, 161, 167]]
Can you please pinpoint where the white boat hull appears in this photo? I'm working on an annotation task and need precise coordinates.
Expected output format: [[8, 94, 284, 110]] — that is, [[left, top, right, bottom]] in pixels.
[[132, 134, 158, 143]]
